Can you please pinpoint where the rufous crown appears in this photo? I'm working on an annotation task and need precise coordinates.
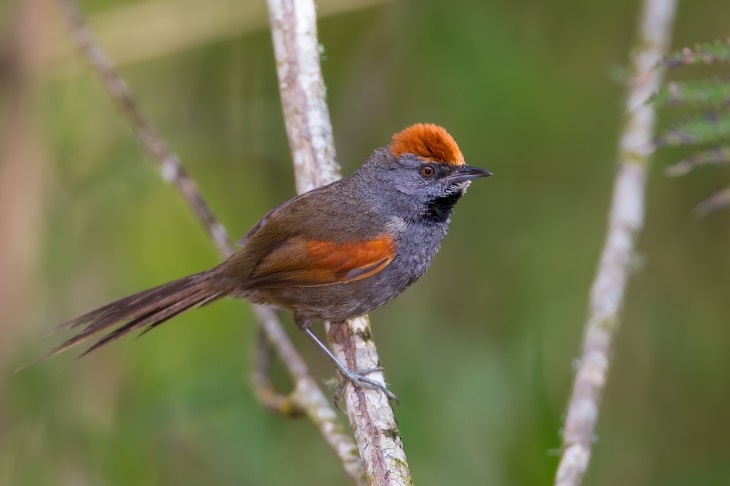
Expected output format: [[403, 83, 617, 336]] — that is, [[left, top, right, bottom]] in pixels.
[[390, 123, 465, 166]]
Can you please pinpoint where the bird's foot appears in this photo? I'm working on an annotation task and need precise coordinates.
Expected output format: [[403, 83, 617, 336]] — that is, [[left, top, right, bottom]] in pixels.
[[333, 366, 399, 411]]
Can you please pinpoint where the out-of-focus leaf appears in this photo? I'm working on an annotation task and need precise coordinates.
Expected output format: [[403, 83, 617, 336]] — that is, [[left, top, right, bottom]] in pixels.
[[695, 186, 730, 217], [656, 112, 730, 146], [662, 38, 730, 68], [665, 146, 730, 176], [649, 78, 730, 109]]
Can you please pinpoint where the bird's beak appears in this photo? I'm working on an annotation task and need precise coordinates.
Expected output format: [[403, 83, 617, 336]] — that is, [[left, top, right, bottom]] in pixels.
[[449, 165, 492, 182]]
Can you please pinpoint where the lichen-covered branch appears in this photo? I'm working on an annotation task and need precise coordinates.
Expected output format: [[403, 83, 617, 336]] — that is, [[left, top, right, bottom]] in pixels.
[[329, 318, 411, 485], [55, 0, 362, 481], [266, 0, 411, 484], [554, 0, 678, 485], [266, 0, 340, 191]]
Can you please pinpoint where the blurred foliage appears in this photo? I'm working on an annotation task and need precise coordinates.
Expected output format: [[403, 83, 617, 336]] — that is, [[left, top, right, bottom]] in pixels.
[[1, 0, 730, 485], [661, 38, 730, 67], [652, 39, 730, 216]]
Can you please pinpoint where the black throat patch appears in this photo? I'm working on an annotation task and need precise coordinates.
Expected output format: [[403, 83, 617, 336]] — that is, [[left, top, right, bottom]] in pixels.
[[424, 188, 464, 223]]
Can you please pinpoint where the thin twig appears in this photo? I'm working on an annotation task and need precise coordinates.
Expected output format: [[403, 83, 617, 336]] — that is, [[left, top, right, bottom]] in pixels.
[[266, 0, 411, 484], [55, 0, 363, 481], [554, 0, 678, 485], [252, 328, 306, 417], [57, 0, 232, 258]]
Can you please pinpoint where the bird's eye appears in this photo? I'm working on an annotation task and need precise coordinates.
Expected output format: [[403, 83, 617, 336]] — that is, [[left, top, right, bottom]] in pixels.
[[420, 165, 435, 178]]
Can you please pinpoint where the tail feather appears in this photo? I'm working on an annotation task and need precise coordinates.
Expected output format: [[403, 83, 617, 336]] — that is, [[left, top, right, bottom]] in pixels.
[[56, 271, 210, 332], [41, 269, 226, 361], [78, 290, 223, 357]]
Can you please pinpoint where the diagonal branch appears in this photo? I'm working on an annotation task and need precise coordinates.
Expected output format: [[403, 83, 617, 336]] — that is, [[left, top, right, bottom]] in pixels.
[[266, 0, 411, 484], [55, 0, 363, 482], [56, 0, 233, 258], [554, 0, 678, 484]]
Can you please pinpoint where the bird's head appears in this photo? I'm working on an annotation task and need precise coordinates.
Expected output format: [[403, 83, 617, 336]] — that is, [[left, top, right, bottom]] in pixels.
[[382, 123, 491, 222]]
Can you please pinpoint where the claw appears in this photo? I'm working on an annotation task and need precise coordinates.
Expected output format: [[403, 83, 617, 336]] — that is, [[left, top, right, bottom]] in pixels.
[[332, 366, 399, 411], [301, 327, 399, 409]]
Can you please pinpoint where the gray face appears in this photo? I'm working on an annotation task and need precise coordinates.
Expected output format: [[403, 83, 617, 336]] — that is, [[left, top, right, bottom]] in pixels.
[[362, 151, 474, 224]]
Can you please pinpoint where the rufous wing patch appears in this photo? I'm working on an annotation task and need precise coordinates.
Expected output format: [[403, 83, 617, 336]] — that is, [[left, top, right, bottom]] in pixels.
[[390, 123, 465, 166], [247, 235, 396, 288]]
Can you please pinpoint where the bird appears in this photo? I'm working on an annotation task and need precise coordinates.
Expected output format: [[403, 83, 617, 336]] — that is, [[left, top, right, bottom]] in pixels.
[[41, 123, 491, 402]]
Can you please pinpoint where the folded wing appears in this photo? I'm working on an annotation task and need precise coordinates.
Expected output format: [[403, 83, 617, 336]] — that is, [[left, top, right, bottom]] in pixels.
[[246, 235, 396, 288]]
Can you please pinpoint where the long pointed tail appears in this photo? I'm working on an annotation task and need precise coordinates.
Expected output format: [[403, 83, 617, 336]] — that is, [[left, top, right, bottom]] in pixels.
[[44, 269, 227, 360]]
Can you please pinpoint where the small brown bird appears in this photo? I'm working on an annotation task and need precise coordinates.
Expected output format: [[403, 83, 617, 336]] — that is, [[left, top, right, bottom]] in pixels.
[[45, 123, 491, 401]]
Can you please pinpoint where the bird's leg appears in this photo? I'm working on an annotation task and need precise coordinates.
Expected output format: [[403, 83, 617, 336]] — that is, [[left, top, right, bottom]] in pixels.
[[298, 322, 398, 407]]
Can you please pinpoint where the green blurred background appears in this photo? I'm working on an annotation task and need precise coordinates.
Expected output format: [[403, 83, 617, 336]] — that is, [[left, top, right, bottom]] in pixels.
[[1, 0, 729, 484]]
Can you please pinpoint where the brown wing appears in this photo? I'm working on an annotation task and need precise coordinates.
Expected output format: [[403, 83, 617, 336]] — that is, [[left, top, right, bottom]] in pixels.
[[245, 235, 396, 288], [237, 193, 305, 246]]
